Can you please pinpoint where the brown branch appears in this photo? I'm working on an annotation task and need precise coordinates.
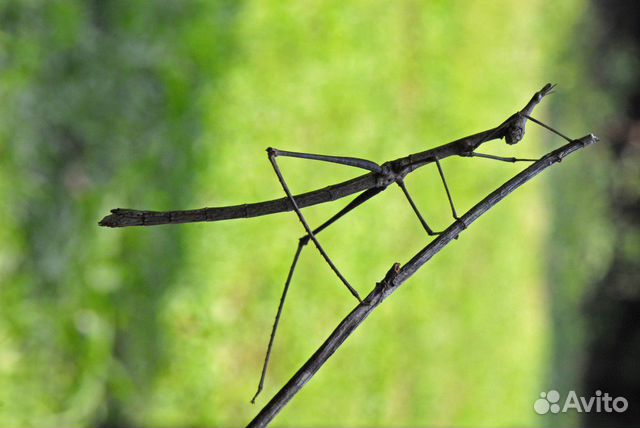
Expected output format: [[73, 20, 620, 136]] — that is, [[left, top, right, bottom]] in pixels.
[[246, 133, 598, 428]]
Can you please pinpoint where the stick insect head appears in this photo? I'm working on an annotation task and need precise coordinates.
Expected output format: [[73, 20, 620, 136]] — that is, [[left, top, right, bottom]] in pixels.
[[504, 83, 557, 145], [504, 119, 526, 145]]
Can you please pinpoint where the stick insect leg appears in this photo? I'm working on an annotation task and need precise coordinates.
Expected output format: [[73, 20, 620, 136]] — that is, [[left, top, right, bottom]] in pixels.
[[268, 147, 382, 172], [396, 179, 442, 236], [267, 149, 362, 302], [251, 187, 383, 403], [467, 152, 539, 163], [434, 157, 461, 221]]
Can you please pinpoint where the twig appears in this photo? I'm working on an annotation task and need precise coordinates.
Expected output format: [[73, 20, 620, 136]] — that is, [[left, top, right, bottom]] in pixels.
[[246, 133, 598, 428]]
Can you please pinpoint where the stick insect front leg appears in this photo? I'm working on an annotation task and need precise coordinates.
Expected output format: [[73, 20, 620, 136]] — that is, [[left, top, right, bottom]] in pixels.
[[251, 186, 383, 403], [465, 115, 576, 164]]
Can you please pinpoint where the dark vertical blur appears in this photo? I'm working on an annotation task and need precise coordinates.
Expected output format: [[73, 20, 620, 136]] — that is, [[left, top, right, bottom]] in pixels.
[[584, 1, 640, 426]]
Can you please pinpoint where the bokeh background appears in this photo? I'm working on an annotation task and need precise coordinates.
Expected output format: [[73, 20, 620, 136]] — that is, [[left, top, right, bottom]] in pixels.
[[1, 0, 638, 426]]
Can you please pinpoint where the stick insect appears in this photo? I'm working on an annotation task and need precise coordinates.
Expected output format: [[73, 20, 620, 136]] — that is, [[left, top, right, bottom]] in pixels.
[[99, 83, 568, 402]]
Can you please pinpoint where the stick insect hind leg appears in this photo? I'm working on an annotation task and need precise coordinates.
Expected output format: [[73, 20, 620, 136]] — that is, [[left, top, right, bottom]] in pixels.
[[267, 147, 384, 302], [251, 186, 384, 403], [253, 148, 385, 402]]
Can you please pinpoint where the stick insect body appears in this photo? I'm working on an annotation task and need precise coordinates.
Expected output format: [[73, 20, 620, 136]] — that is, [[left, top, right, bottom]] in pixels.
[[99, 83, 563, 402]]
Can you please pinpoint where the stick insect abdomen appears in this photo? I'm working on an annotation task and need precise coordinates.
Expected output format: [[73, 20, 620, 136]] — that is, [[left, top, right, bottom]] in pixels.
[[99, 172, 379, 227]]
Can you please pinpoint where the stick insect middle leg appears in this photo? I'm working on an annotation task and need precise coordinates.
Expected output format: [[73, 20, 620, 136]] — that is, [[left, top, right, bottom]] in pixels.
[[399, 159, 467, 236], [396, 179, 442, 236], [434, 157, 461, 221], [251, 186, 384, 403]]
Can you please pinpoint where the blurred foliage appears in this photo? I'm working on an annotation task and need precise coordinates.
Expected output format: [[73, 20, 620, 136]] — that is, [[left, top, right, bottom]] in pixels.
[[544, 2, 640, 426], [0, 0, 614, 426]]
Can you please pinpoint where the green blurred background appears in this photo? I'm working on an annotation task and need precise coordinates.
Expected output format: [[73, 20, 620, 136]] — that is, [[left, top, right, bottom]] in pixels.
[[1, 0, 637, 426]]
